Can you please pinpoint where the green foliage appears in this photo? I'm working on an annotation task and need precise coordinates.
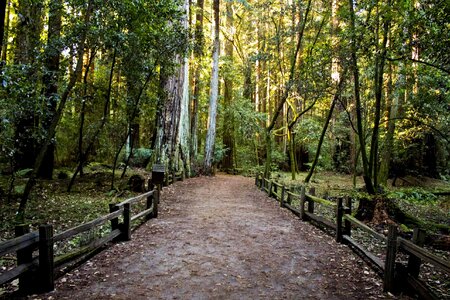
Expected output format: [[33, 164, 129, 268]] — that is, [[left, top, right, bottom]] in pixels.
[[213, 141, 228, 164], [387, 188, 438, 204], [295, 117, 333, 171]]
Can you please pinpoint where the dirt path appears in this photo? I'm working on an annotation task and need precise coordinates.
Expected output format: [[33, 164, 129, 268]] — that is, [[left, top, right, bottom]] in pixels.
[[39, 175, 392, 299]]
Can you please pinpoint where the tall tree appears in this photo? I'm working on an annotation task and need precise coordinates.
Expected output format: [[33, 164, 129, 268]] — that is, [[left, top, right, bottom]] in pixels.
[[177, 0, 191, 176], [38, 0, 63, 179], [203, 0, 220, 175], [191, 0, 205, 158], [222, 1, 235, 170], [347, 0, 375, 194], [153, 0, 190, 174]]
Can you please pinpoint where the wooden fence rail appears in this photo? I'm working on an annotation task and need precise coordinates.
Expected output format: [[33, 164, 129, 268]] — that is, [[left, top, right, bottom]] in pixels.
[[0, 174, 172, 296], [255, 173, 450, 299]]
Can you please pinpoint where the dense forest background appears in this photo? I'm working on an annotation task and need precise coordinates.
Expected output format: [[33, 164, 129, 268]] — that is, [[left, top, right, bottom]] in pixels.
[[0, 0, 449, 221]]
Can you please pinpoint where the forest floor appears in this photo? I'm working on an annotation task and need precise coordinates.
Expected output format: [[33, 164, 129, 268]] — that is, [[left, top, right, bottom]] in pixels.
[[23, 174, 408, 299]]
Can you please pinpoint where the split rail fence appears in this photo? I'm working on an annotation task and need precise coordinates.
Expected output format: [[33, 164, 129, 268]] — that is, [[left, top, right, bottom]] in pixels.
[[256, 174, 449, 300], [0, 171, 185, 296]]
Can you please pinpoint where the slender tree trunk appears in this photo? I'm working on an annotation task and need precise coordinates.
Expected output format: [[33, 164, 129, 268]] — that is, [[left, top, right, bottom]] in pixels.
[[348, 0, 375, 194], [68, 48, 116, 192], [204, 0, 220, 175], [111, 71, 153, 189], [369, 0, 390, 188], [288, 128, 296, 179], [378, 61, 398, 185], [177, 0, 191, 176], [305, 72, 345, 183], [190, 0, 204, 158], [77, 50, 96, 177], [222, 1, 234, 170]]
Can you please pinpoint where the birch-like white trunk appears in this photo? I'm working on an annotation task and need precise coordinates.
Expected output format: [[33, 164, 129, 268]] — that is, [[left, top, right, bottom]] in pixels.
[[204, 0, 220, 175], [177, 0, 191, 176]]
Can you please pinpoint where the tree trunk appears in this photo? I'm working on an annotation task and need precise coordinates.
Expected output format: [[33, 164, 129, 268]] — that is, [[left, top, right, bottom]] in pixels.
[[203, 0, 220, 176], [304, 72, 345, 183], [153, 1, 190, 175], [288, 129, 296, 180], [38, 0, 63, 179], [222, 1, 234, 171], [369, 0, 390, 188], [177, 0, 191, 176], [190, 0, 204, 158], [77, 50, 96, 177], [68, 48, 116, 192], [378, 61, 398, 185], [348, 0, 375, 194]]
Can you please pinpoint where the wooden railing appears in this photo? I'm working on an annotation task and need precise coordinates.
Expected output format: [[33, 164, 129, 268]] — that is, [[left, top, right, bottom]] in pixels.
[[0, 185, 160, 295], [255, 173, 449, 299]]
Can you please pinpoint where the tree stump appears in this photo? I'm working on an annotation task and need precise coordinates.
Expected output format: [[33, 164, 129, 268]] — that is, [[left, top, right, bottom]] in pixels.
[[127, 174, 145, 192]]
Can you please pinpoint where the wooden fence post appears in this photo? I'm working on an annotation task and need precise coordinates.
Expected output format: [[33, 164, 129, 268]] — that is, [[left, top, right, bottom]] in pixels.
[[147, 179, 155, 220], [344, 197, 352, 236], [384, 224, 398, 293], [38, 224, 54, 293], [407, 228, 426, 278], [300, 186, 306, 220], [268, 180, 273, 197], [336, 198, 343, 243], [122, 203, 131, 241], [172, 171, 176, 183], [109, 204, 119, 231], [153, 187, 160, 218], [280, 185, 286, 207], [308, 187, 315, 214], [273, 183, 278, 198], [15, 224, 33, 293], [255, 174, 259, 186]]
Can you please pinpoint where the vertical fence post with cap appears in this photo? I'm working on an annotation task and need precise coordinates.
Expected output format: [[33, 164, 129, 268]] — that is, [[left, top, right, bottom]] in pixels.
[[38, 224, 54, 293], [407, 228, 426, 279], [122, 203, 131, 241], [15, 224, 33, 293], [299, 186, 306, 220], [384, 224, 398, 293], [336, 198, 344, 243]]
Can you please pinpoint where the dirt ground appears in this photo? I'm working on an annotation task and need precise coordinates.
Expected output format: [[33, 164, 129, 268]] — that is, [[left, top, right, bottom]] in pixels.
[[33, 175, 400, 299]]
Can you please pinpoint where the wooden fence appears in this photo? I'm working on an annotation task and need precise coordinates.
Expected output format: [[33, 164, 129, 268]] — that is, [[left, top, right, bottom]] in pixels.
[[0, 170, 185, 296], [256, 174, 449, 300]]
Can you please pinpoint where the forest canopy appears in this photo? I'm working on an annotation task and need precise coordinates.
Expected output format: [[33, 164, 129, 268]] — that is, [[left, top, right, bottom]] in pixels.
[[0, 0, 449, 219]]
